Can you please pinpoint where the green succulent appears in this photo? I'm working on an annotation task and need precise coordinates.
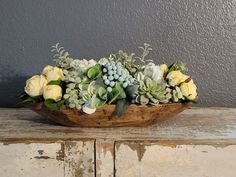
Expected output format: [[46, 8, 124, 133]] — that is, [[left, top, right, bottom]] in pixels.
[[136, 78, 169, 105], [171, 86, 185, 102]]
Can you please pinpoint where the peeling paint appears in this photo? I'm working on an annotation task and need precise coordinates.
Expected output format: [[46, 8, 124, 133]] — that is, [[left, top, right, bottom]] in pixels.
[[34, 156, 51, 160], [56, 143, 64, 161], [38, 150, 44, 155]]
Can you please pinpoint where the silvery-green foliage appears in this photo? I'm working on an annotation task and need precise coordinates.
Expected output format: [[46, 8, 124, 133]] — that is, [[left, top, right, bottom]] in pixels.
[[51, 43, 73, 69], [114, 43, 153, 75], [63, 83, 84, 109], [135, 78, 168, 105], [62, 69, 82, 84]]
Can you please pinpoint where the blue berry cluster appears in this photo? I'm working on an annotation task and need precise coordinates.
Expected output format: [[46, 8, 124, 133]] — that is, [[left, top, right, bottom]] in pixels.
[[102, 61, 135, 92]]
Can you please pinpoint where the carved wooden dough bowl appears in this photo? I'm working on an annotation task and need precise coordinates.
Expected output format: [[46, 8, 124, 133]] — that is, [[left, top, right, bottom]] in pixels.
[[26, 103, 191, 127]]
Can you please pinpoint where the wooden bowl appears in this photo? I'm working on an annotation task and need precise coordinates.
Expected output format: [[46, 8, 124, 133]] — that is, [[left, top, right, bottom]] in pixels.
[[25, 103, 190, 127]]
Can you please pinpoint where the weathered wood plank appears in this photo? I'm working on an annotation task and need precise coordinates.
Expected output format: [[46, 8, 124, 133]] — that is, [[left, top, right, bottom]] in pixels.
[[115, 142, 236, 177], [96, 140, 114, 177], [0, 140, 95, 177], [64, 140, 95, 177], [0, 142, 64, 177], [0, 107, 236, 141]]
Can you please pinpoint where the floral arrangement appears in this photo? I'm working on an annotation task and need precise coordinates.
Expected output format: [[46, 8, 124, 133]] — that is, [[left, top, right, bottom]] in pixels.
[[18, 43, 197, 115]]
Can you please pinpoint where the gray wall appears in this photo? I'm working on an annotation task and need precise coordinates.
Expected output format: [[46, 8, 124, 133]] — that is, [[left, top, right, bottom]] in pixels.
[[0, 0, 235, 107]]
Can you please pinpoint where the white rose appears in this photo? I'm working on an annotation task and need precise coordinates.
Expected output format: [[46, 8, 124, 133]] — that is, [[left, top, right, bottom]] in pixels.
[[24, 75, 48, 97], [82, 105, 96, 114], [144, 63, 164, 82], [42, 65, 64, 82], [43, 85, 62, 102]]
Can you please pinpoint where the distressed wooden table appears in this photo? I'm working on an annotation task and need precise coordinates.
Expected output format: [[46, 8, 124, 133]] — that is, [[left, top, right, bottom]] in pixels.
[[0, 107, 236, 177]]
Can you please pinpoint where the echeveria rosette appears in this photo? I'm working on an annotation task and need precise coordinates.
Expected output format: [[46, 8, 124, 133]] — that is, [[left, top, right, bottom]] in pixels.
[[135, 78, 169, 105]]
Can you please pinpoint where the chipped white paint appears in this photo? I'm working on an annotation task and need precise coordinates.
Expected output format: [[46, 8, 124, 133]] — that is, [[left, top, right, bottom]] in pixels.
[[96, 140, 114, 177], [64, 140, 94, 177], [115, 143, 236, 177], [0, 141, 95, 177], [1, 108, 236, 177], [0, 142, 64, 177]]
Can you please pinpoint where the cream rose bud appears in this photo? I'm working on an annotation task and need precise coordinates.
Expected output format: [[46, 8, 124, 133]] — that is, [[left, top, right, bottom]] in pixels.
[[42, 65, 64, 82], [160, 64, 168, 74], [166, 70, 189, 86], [43, 85, 62, 102], [82, 105, 96, 114], [180, 79, 197, 100], [24, 75, 48, 97]]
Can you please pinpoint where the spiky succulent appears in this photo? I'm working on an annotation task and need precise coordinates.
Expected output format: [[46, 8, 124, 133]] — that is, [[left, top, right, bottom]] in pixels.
[[135, 78, 170, 105]]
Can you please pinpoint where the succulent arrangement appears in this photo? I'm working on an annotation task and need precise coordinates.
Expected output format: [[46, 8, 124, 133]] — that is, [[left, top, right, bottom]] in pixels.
[[18, 43, 198, 116]]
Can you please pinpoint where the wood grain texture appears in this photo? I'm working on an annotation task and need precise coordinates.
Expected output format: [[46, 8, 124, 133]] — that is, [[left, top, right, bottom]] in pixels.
[[64, 140, 94, 177], [96, 140, 114, 177], [0, 142, 64, 177], [0, 107, 236, 141], [115, 142, 236, 177], [0, 141, 94, 177], [25, 103, 190, 127]]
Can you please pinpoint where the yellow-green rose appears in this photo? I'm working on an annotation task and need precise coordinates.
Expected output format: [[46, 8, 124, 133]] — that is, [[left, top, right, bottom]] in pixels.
[[166, 70, 189, 86], [42, 65, 64, 82], [43, 85, 62, 102], [24, 75, 48, 97], [160, 64, 168, 74], [180, 79, 197, 100]]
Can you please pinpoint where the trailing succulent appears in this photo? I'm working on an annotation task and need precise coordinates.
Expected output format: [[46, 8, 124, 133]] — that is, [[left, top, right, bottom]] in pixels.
[[18, 43, 198, 116]]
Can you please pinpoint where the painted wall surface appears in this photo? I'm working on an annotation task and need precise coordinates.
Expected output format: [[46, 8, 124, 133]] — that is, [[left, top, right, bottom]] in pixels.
[[0, 0, 235, 107]]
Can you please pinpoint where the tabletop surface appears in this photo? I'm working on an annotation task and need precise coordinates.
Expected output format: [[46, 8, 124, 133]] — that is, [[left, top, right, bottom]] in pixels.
[[0, 107, 236, 142]]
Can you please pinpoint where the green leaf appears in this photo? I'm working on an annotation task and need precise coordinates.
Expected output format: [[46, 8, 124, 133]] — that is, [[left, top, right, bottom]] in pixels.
[[21, 97, 37, 104], [168, 62, 188, 73], [183, 96, 198, 104], [87, 64, 102, 80], [114, 82, 126, 99], [47, 80, 61, 85], [115, 99, 130, 117], [57, 100, 65, 108], [108, 88, 120, 104], [90, 95, 106, 108], [44, 99, 60, 110], [98, 87, 108, 100]]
